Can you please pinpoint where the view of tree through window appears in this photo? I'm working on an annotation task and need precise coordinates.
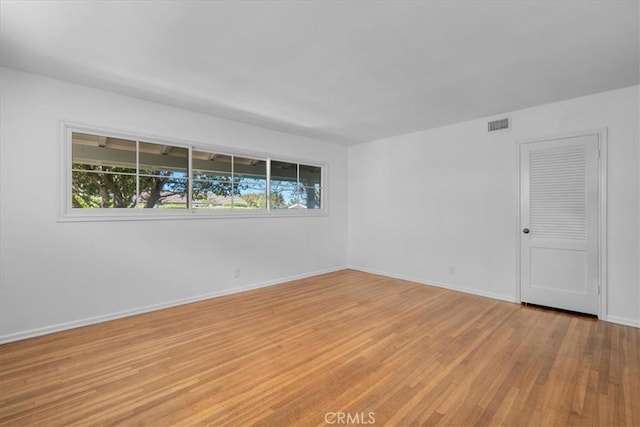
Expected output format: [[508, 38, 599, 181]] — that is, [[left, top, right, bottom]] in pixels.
[[138, 142, 189, 209], [72, 134, 138, 208], [191, 152, 268, 209], [270, 161, 322, 209], [70, 131, 322, 212]]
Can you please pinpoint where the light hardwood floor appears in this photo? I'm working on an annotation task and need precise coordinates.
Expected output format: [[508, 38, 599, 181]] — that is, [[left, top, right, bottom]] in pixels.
[[1, 270, 638, 426]]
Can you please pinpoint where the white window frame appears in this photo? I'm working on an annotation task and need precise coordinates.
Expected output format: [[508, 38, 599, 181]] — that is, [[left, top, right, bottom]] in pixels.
[[59, 123, 327, 222]]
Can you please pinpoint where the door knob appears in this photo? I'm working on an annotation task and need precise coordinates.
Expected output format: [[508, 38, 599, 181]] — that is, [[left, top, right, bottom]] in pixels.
[[523, 228, 530, 234]]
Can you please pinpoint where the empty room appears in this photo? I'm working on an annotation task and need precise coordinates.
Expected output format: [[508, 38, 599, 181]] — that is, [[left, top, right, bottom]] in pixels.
[[0, 1, 639, 425]]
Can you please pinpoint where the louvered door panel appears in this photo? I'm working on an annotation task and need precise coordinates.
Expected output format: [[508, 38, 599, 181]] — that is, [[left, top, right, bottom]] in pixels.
[[529, 145, 587, 240]]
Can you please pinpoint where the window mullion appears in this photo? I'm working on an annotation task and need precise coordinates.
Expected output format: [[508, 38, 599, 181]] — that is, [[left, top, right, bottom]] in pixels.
[[188, 146, 193, 211], [231, 155, 235, 209], [67, 127, 72, 211], [136, 140, 140, 208], [297, 163, 301, 202], [266, 159, 272, 211]]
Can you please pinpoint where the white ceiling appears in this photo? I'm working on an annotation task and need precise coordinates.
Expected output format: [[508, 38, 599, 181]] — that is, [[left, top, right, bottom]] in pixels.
[[1, 1, 638, 144]]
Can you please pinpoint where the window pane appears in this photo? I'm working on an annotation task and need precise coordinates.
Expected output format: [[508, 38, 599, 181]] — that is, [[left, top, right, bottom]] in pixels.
[[270, 180, 299, 209], [192, 151, 232, 179], [72, 132, 136, 172], [299, 164, 321, 187], [271, 160, 298, 182], [235, 157, 267, 210], [235, 157, 267, 179], [192, 151, 234, 209], [192, 180, 235, 209], [139, 142, 188, 176], [72, 171, 137, 208], [138, 177, 188, 209], [271, 160, 297, 209], [301, 187, 322, 209], [236, 177, 268, 209], [71, 133, 138, 209]]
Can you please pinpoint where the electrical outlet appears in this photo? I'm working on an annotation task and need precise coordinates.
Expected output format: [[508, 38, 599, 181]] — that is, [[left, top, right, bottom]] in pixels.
[[233, 268, 240, 279]]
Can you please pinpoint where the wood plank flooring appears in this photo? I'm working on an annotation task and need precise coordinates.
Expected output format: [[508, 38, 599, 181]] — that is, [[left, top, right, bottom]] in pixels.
[[1, 270, 638, 426]]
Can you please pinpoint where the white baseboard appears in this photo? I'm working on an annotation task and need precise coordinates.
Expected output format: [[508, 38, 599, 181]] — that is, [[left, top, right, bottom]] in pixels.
[[351, 266, 639, 329], [349, 266, 517, 303], [5, 266, 635, 344], [606, 315, 640, 328], [0, 266, 347, 344]]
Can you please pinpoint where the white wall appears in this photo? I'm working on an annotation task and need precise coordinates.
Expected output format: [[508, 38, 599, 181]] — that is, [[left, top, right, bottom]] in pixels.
[[1, 68, 638, 343], [348, 85, 640, 326], [0, 68, 348, 342]]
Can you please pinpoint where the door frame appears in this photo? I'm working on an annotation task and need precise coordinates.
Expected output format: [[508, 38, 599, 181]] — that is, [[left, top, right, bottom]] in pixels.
[[516, 128, 608, 319]]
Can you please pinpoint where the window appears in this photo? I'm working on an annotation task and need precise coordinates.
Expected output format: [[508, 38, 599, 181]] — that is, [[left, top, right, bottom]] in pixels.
[[72, 134, 191, 209], [72, 133, 138, 208], [270, 161, 322, 209], [65, 127, 324, 219], [138, 142, 189, 209], [191, 152, 268, 210]]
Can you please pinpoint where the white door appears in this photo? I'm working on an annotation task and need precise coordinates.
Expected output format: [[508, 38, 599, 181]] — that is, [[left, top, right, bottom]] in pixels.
[[520, 134, 600, 315]]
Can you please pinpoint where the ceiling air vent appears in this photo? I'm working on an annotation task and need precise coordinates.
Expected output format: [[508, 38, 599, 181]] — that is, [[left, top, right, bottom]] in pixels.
[[488, 117, 510, 132]]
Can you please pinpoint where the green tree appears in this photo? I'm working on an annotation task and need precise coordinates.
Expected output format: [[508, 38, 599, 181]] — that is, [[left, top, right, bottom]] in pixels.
[[72, 164, 242, 208], [243, 192, 285, 209]]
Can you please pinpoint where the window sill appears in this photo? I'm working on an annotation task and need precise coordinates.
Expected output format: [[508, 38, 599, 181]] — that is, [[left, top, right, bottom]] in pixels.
[[58, 208, 329, 222]]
